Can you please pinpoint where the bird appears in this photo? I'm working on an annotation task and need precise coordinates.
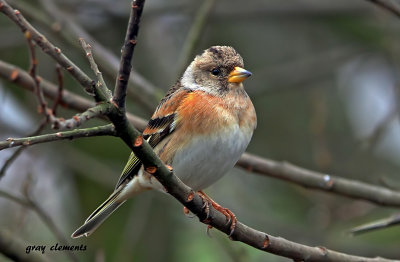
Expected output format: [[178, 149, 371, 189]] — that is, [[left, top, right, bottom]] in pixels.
[[71, 45, 257, 238]]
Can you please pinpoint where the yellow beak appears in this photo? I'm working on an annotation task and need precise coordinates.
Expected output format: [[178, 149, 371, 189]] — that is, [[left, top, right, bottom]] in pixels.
[[228, 67, 252, 83]]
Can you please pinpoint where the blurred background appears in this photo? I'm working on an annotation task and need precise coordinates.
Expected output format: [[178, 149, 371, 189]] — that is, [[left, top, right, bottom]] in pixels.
[[1, 0, 400, 261]]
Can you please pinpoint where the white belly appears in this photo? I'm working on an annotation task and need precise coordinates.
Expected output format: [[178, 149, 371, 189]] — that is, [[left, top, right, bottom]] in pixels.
[[171, 125, 253, 190]]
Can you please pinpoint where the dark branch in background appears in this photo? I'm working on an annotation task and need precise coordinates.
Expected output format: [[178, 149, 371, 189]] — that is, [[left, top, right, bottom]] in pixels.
[[349, 213, 400, 235], [0, 119, 46, 180], [36, 0, 160, 111], [176, 0, 215, 76], [0, 229, 50, 262], [52, 64, 64, 115], [113, 0, 145, 109], [0, 60, 146, 128], [0, 124, 116, 151], [365, 0, 400, 18], [0, 189, 78, 262], [360, 108, 398, 150], [0, 1, 106, 101]]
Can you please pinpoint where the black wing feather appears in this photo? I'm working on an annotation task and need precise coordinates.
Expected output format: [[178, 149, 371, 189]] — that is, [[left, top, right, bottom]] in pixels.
[[114, 113, 176, 189]]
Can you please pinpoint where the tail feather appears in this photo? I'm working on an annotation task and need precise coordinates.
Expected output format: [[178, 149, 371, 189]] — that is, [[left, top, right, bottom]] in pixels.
[[72, 175, 149, 238], [71, 186, 126, 238]]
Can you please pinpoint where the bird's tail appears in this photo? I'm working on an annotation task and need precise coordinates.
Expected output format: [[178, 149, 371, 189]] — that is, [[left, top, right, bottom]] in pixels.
[[71, 177, 143, 238]]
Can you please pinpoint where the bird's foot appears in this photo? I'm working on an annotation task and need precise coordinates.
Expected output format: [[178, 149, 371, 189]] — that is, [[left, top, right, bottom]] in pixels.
[[197, 190, 237, 237]]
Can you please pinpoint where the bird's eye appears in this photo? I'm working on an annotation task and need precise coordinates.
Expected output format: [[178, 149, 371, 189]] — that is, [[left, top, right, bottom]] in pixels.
[[211, 68, 221, 76]]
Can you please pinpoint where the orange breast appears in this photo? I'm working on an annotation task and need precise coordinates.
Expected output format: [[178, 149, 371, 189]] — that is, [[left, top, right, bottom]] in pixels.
[[177, 92, 231, 134]]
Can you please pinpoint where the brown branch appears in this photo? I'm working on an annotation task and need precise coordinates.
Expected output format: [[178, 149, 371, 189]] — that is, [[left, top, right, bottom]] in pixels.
[[107, 105, 397, 262], [365, 0, 400, 18], [237, 153, 400, 207], [113, 0, 145, 109]]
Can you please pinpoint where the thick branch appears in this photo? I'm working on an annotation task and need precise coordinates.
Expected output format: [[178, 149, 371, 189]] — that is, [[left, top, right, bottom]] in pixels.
[[107, 105, 397, 262], [113, 0, 145, 109], [0, 124, 116, 150]]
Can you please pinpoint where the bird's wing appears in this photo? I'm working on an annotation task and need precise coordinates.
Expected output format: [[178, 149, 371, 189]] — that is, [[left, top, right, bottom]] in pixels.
[[114, 85, 191, 189]]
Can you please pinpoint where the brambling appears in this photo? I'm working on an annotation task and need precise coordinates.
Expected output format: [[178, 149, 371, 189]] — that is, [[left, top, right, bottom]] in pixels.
[[72, 46, 257, 238]]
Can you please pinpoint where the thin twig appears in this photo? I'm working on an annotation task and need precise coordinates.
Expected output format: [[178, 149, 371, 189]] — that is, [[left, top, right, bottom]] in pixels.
[[79, 38, 111, 100], [25, 30, 48, 117], [365, 0, 400, 18], [36, 0, 159, 111], [51, 64, 64, 115], [113, 0, 145, 109], [24, 187, 78, 262], [360, 109, 398, 150], [50, 103, 109, 130], [349, 213, 400, 235], [0, 124, 116, 150], [0, 229, 50, 262], [176, 0, 215, 76], [0, 119, 46, 179], [0, 189, 78, 262]]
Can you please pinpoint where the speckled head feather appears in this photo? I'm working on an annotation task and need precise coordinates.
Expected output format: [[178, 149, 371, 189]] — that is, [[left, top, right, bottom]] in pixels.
[[181, 46, 246, 95], [195, 46, 244, 71]]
